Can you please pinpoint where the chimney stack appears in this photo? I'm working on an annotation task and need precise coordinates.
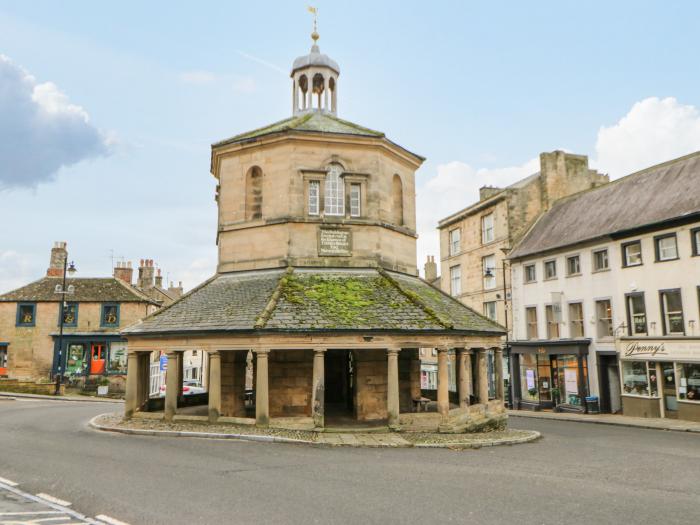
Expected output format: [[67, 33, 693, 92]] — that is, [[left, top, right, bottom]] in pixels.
[[168, 280, 184, 298], [47, 241, 68, 277], [155, 268, 163, 288], [424, 255, 438, 283], [137, 259, 156, 290], [113, 261, 134, 284]]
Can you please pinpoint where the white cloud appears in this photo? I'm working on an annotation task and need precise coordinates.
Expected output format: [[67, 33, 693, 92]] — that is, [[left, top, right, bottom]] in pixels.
[[179, 70, 218, 85], [0, 250, 36, 294], [0, 55, 110, 189], [595, 97, 700, 178]]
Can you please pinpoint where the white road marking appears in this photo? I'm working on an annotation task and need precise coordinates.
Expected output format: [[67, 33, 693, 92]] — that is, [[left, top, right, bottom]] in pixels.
[[0, 511, 63, 515], [95, 514, 131, 525], [36, 493, 72, 507], [0, 476, 18, 486]]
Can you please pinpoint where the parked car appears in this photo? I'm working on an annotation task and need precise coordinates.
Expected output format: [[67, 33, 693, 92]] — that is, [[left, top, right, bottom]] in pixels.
[[158, 381, 206, 397]]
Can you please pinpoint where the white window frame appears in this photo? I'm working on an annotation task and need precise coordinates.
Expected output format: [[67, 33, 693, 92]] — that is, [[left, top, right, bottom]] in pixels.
[[655, 234, 678, 262], [545, 304, 560, 339], [626, 293, 647, 336], [449, 228, 461, 256], [568, 302, 584, 338], [544, 259, 557, 280], [524, 264, 536, 283], [481, 213, 495, 244], [349, 183, 361, 217], [324, 164, 345, 216], [623, 241, 642, 267], [308, 180, 320, 216], [449, 265, 461, 297], [593, 248, 609, 271], [566, 255, 581, 276], [660, 289, 684, 335], [525, 306, 538, 340], [595, 299, 613, 339], [482, 255, 496, 290], [483, 301, 497, 321]]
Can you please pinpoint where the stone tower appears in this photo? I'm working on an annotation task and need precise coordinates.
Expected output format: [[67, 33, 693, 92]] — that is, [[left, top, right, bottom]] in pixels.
[[211, 29, 424, 275]]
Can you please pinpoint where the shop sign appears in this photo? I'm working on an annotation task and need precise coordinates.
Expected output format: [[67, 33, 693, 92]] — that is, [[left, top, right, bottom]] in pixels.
[[160, 355, 168, 371], [619, 339, 700, 362]]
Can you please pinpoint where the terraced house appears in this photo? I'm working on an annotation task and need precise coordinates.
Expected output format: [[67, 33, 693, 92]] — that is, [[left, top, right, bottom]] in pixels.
[[122, 31, 506, 432], [0, 242, 161, 394]]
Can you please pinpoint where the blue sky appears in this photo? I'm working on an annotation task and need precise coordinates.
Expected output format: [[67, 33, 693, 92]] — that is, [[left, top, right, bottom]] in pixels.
[[2, 1, 700, 292]]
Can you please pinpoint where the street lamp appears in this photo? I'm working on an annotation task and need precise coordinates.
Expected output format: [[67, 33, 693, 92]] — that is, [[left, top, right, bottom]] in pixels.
[[484, 258, 513, 408], [54, 258, 77, 394]]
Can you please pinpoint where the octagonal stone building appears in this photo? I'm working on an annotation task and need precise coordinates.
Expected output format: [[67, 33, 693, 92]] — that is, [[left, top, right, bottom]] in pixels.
[[122, 32, 506, 432]]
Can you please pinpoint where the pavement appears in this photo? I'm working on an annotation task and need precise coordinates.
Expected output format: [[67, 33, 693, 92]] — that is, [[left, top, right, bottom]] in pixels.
[[1, 398, 699, 524], [0, 391, 123, 403], [509, 408, 700, 432]]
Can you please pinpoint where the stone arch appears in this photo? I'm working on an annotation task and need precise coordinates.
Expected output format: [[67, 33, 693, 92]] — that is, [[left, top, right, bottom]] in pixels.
[[312, 73, 325, 109], [245, 166, 263, 220], [392, 174, 404, 226], [298, 74, 309, 110]]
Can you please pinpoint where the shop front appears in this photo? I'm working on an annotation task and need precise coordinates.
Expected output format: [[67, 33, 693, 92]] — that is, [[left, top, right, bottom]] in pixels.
[[511, 340, 591, 413], [52, 335, 129, 392], [617, 337, 700, 422]]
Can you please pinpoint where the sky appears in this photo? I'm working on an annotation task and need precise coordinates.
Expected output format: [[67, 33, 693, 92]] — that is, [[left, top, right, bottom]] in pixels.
[[2, 1, 700, 293]]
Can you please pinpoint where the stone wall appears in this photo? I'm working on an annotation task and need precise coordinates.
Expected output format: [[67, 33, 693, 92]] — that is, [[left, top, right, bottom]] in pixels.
[[354, 349, 388, 421], [0, 378, 64, 395], [269, 350, 313, 417], [221, 351, 247, 417]]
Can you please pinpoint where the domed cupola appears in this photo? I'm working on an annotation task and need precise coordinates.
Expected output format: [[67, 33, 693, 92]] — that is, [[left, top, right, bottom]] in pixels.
[[291, 13, 339, 116]]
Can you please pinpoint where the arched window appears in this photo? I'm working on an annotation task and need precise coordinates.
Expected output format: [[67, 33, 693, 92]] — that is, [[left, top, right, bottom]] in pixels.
[[245, 166, 263, 220], [392, 174, 404, 225], [324, 164, 344, 216]]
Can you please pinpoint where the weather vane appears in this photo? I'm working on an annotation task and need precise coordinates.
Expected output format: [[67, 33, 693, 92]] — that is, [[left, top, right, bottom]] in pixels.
[[307, 6, 319, 43]]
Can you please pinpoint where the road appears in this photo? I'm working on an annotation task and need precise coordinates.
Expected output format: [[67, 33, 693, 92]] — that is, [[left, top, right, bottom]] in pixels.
[[0, 398, 699, 525]]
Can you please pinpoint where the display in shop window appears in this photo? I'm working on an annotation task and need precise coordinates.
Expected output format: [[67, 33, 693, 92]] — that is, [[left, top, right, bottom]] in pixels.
[[109, 343, 128, 374]]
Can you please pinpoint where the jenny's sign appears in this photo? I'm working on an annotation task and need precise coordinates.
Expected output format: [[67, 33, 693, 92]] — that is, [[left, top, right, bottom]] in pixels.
[[619, 339, 700, 362], [318, 228, 352, 256]]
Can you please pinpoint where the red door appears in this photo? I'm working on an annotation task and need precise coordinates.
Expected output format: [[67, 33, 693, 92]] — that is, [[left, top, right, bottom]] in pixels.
[[90, 344, 106, 375]]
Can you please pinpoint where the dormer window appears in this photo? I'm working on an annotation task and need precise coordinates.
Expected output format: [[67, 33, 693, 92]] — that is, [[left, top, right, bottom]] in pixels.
[[324, 164, 344, 216]]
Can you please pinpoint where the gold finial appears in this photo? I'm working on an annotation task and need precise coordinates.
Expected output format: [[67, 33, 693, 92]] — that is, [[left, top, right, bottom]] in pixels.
[[307, 6, 319, 43]]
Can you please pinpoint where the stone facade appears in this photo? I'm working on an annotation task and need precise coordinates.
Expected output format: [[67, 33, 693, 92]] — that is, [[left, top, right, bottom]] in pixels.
[[437, 151, 608, 331]]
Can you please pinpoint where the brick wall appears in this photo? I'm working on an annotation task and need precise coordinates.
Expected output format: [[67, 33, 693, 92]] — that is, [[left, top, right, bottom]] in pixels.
[[355, 349, 388, 421], [269, 350, 313, 417], [221, 351, 248, 417]]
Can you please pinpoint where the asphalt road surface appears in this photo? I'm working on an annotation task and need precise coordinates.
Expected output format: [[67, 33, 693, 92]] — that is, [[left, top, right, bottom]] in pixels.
[[0, 398, 699, 525]]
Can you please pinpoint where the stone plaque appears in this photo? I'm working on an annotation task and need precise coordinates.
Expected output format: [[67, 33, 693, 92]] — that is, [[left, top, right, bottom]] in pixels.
[[318, 228, 352, 256]]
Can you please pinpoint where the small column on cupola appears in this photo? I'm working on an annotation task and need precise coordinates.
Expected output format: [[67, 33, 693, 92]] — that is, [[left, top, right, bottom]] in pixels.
[[291, 7, 340, 116]]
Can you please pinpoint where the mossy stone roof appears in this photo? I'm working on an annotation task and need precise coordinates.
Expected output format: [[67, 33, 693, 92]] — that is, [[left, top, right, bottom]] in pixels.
[[123, 268, 504, 336], [213, 112, 385, 148]]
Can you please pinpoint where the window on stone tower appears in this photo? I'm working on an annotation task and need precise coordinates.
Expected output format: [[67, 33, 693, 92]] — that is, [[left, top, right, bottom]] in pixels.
[[324, 164, 345, 216], [245, 166, 263, 220], [308, 180, 320, 215], [350, 183, 361, 217], [392, 174, 404, 226]]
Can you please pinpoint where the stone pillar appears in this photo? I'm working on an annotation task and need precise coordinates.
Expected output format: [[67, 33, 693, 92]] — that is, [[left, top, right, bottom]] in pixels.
[[208, 351, 222, 423], [477, 349, 490, 405], [164, 351, 180, 422], [387, 348, 401, 429], [437, 347, 450, 418], [458, 348, 472, 408], [124, 352, 140, 419], [312, 349, 325, 429], [409, 349, 421, 405], [494, 347, 505, 402], [292, 79, 298, 114], [177, 351, 184, 404], [323, 76, 329, 110], [255, 349, 270, 427], [331, 78, 337, 113]]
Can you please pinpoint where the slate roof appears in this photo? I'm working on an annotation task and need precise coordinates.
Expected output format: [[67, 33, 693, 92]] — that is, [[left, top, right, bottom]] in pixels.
[[0, 277, 158, 304], [123, 268, 504, 335], [508, 151, 700, 260]]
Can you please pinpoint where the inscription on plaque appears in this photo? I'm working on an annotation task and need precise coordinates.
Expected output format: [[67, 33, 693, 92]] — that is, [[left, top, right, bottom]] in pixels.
[[318, 228, 352, 256]]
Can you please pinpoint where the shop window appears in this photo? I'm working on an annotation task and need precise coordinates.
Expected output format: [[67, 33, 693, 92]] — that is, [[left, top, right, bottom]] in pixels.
[[349, 183, 361, 217], [325, 164, 345, 216], [308, 180, 320, 216], [595, 299, 613, 339], [622, 240, 642, 267], [525, 307, 538, 340], [108, 342, 128, 374], [524, 264, 536, 283], [481, 213, 494, 244], [519, 353, 539, 401], [544, 259, 557, 280], [482, 255, 496, 290], [65, 344, 87, 377], [483, 301, 497, 321], [622, 361, 657, 397], [449, 228, 461, 256], [16, 303, 36, 327], [545, 305, 560, 339], [449, 265, 461, 297], [626, 293, 647, 335], [0, 345, 7, 375], [101, 303, 120, 328], [654, 233, 678, 262], [58, 302, 78, 327], [691, 228, 700, 257], [566, 255, 581, 276], [593, 248, 609, 271], [556, 354, 586, 406], [568, 302, 584, 338], [678, 362, 700, 402], [660, 289, 684, 335]]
